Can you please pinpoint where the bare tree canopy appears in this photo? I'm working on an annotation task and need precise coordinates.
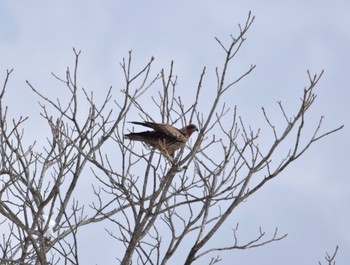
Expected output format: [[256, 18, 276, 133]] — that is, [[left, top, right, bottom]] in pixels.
[[0, 12, 343, 265]]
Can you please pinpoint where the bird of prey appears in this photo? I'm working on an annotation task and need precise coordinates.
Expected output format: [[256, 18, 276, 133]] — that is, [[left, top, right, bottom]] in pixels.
[[125, 121, 198, 157]]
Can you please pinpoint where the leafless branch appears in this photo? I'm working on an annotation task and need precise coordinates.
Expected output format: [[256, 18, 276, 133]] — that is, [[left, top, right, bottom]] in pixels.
[[319, 245, 339, 265]]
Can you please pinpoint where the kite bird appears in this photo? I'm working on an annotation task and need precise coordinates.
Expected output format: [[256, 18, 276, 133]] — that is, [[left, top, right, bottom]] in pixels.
[[125, 121, 198, 157]]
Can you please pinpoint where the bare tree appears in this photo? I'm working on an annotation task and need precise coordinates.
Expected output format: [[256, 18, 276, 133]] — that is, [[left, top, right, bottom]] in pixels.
[[0, 12, 343, 265]]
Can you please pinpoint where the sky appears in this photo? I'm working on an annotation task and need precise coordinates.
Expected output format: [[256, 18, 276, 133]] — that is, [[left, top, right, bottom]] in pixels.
[[0, 1, 349, 264]]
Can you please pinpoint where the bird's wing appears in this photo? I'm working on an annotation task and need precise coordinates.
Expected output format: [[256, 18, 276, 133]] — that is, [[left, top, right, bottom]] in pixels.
[[125, 130, 182, 157], [130, 121, 187, 142]]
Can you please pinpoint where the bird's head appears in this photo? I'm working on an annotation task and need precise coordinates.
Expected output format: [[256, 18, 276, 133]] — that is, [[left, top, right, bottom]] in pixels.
[[186, 124, 199, 136]]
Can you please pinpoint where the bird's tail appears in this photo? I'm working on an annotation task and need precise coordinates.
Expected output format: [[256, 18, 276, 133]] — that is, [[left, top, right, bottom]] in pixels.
[[124, 131, 154, 141]]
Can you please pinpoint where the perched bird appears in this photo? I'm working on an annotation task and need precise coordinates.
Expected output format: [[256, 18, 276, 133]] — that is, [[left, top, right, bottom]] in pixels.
[[125, 121, 198, 157]]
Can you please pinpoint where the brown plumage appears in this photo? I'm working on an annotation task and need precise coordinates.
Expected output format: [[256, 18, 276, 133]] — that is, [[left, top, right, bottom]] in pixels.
[[124, 121, 198, 157]]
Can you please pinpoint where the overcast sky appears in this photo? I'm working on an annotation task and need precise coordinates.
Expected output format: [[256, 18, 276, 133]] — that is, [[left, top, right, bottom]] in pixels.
[[0, 1, 349, 264]]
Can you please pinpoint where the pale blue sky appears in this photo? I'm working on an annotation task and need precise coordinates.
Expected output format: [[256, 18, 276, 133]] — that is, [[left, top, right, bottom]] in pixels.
[[0, 1, 349, 264]]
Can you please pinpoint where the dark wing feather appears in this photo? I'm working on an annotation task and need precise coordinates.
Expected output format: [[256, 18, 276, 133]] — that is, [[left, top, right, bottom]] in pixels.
[[124, 130, 168, 145], [125, 130, 183, 157], [129, 121, 187, 142]]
